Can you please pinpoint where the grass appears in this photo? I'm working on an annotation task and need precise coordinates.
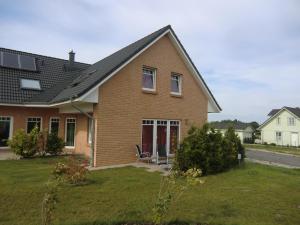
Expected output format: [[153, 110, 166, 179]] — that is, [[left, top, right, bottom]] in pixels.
[[244, 144, 300, 156], [0, 157, 300, 225]]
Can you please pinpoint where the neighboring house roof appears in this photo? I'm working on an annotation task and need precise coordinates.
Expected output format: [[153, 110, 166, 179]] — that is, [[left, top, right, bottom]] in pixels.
[[0, 25, 221, 111], [268, 107, 300, 118], [210, 121, 253, 131], [0, 48, 90, 105], [258, 106, 300, 130]]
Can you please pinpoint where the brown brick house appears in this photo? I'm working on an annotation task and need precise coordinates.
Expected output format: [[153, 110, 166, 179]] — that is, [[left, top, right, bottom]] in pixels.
[[0, 25, 221, 167]]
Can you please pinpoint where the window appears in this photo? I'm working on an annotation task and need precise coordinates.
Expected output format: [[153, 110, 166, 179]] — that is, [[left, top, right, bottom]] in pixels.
[[142, 120, 154, 155], [171, 74, 182, 94], [20, 79, 41, 90], [277, 117, 280, 125], [87, 118, 93, 144], [170, 121, 179, 154], [276, 131, 282, 142], [141, 119, 180, 157], [27, 117, 41, 133], [65, 118, 76, 147], [0, 117, 12, 147], [49, 118, 59, 135], [288, 117, 295, 126], [142, 67, 156, 91]]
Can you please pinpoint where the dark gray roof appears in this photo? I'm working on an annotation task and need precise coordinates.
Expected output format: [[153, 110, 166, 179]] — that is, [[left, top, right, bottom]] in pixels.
[[0, 25, 221, 109], [268, 107, 300, 118], [50, 25, 172, 103], [210, 120, 253, 130], [0, 48, 89, 104]]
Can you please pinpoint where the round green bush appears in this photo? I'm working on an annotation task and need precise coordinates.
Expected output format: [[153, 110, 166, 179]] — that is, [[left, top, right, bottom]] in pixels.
[[175, 124, 245, 175], [46, 133, 65, 156]]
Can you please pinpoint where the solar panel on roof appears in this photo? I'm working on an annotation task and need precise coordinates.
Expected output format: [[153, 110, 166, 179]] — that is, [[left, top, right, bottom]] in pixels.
[[20, 54, 36, 71], [2, 52, 19, 69], [0, 51, 37, 71]]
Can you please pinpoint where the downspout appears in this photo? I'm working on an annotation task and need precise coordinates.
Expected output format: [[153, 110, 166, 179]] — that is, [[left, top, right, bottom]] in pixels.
[[70, 97, 95, 167]]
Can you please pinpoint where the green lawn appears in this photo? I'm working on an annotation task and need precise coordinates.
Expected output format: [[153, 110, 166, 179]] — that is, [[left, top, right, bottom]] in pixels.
[[0, 157, 300, 225], [244, 144, 300, 156]]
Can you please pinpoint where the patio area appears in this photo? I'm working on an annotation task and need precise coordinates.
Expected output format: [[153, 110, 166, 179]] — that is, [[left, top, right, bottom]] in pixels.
[[0, 149, 18, 160], [89, 161, 172, 176]]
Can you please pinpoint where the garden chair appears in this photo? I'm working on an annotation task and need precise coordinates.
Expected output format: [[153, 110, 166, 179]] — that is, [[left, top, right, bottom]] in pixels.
[[136, 145, 152, 163]]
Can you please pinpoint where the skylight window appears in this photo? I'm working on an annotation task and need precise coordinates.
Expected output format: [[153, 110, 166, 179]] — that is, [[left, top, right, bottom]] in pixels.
[[20, 78, 41, 90]]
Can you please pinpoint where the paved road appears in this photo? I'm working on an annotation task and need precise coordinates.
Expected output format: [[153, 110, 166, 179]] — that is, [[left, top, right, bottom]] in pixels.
[[246, 148, 300, 168]]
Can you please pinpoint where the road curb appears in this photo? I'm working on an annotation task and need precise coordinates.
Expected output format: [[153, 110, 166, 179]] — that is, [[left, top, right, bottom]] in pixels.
[[245, 158, 300, 169], [246, 148, 300, 158]]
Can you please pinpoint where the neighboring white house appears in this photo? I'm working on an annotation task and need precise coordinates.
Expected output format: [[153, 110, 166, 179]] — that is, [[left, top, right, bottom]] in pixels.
[[211, 121, 254, 143], [258, 106, 300, 147]]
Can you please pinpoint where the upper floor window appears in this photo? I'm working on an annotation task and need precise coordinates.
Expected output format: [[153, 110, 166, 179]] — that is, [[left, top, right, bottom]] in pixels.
[[27, 117, 41, 133], [276, 117, 280, 125], [288, 117, 295, 126], [171, 74, 182, 95], [142, 67, 156, 91]]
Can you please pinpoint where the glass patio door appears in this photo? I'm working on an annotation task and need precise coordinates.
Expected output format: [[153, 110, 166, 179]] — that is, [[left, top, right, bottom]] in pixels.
[[142, 120, 154, 156], [156, 121, 167, 157], [142, 119, 180, 157]]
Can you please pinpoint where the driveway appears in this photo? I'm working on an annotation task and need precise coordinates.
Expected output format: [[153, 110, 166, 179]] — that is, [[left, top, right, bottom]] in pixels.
[[246, 148, 300, 168]]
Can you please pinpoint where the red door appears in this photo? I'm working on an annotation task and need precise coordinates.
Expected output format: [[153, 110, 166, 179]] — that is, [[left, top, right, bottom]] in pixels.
[[142, 125, 153, 155], [157, 125, 167, 157]]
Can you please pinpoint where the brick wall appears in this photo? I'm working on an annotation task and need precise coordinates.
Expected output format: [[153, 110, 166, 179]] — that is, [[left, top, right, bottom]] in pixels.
[[93, 35, 208, 167], [0, 106, 90, 156]]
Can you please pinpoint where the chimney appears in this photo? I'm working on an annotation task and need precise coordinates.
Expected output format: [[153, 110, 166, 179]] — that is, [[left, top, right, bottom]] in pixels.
[[69, 50, 75, 67]]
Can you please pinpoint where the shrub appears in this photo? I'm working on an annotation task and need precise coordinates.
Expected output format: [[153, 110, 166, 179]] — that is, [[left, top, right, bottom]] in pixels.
[[152, 168, 204, 224], [41, 180, 59, 225], [52, 156, 88, 185], [175, 124, 245, 175], [222, 127, 245, 169], [46, 133, 65, 156], [8, 127, 39, 158], [37, 129, 48, 156]]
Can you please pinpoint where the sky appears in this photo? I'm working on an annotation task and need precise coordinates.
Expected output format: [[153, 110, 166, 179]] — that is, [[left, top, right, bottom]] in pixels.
[[0, 0, 299, 123]]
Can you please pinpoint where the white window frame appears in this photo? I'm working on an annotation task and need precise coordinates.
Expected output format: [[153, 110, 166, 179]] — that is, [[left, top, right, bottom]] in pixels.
[[49, 117, 60, 134], [142, 67, 156, 92], [141, 119, 181, 157], [287, 117, 295, 126], [26, 117, 42, 133], [0, 116, 13, 149], [65, 118, 76, 148], [170, 73, 182, 95]]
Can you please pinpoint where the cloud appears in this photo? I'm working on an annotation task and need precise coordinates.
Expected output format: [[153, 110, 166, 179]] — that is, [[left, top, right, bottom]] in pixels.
[[0, 0, 299, 123]]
